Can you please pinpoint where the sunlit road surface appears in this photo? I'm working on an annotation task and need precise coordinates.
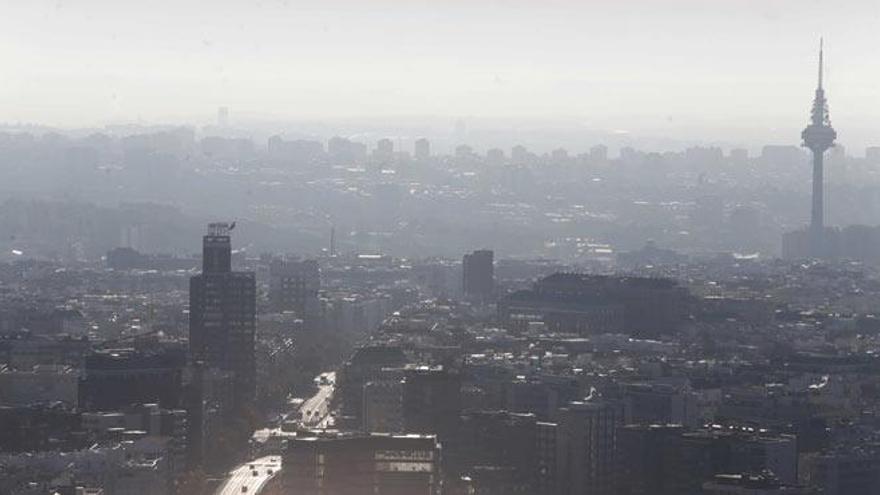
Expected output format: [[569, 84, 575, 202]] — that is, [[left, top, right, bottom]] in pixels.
[[301, 371, 335, 428], [216, 456, 281, 495]]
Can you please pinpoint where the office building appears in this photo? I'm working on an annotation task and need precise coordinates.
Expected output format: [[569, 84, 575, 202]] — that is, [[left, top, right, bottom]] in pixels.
[[283, 432, 441, 495], [0, 404, 84, 453], [499, 273, 688, 337], [78, 348, 185, 411], [338, 345, 407, 420], [269, 258, 320, 320], [667, 429, 799, 495], [363, 379, 403, 433], [462, 250, 494, 302], [555, 397, 624, 495], [189, 222, 256, 413], [505, 379, 561, 421], [402, 366, 462, 443], [184, 363, 234, 470], [536, 421, 558, 495], [618, 382, 696, 427], [457, 410, 538, 493], [618, 424, 684, 495]]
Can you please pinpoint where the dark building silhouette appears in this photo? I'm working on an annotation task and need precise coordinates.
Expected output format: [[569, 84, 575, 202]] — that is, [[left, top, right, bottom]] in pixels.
[[363, 378, 403, 433], [0, 404, 85, 453], [283, 432, 442, 495], [185, 363, 234, 470], [617, 425, 799, 495], [616, 382, 695, 426], [338, 345, 407, 421], [670, 429, 798, 495], [456, 410, 538, 494], [269, 258, 320, 319], [78, 347, 186, 411], [555, 397, 624, 495], [498, 273, 688, 337], [402, 366, 462, 443], [462, 250, 494, 302], [801, 449, 880, 495], [536, 421, 558, 495], [618, 424, 684, 495], [189, 222, 256, 413]]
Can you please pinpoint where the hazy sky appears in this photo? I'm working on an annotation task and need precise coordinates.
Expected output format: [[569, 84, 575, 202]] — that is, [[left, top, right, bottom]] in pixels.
[[1, 0, 879, 148]]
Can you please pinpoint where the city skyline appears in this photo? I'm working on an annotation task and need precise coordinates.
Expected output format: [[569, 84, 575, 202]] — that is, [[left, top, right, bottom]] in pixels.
[[2, 1, 880, 149], [7, 2, 880, 491]]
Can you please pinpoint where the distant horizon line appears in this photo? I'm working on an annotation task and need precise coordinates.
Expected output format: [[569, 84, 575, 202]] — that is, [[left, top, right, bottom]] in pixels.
[[2, 110, 879, 155]]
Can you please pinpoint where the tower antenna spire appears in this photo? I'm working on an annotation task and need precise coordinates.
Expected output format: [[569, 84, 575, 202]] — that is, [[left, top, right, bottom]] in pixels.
[[818, 37, 824, 89]]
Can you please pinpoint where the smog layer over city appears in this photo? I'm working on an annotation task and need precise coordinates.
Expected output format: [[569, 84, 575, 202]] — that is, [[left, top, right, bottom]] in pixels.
[[1, 1, 880, 495]]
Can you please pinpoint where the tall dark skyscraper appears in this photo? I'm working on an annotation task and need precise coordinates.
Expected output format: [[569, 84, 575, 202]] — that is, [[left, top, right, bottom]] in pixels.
[[189, 222, 256, 413], [801, 39, 837, 256], [462, 249, 494, 302]]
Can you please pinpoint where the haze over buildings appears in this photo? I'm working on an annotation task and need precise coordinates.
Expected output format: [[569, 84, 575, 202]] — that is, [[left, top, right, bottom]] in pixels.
[[4, 2, 880, 495], [2, 1, 880, 150]]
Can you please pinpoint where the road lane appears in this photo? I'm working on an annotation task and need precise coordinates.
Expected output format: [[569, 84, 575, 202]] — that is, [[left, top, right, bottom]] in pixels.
[[216, 456, 282, 495]]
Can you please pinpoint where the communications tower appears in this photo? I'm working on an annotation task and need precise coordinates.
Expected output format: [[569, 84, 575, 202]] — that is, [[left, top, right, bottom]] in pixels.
[[801, 38, 837, 255]]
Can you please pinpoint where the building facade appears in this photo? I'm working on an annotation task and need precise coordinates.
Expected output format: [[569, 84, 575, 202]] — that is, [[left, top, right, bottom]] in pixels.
[[188, 223, 256, 413]]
